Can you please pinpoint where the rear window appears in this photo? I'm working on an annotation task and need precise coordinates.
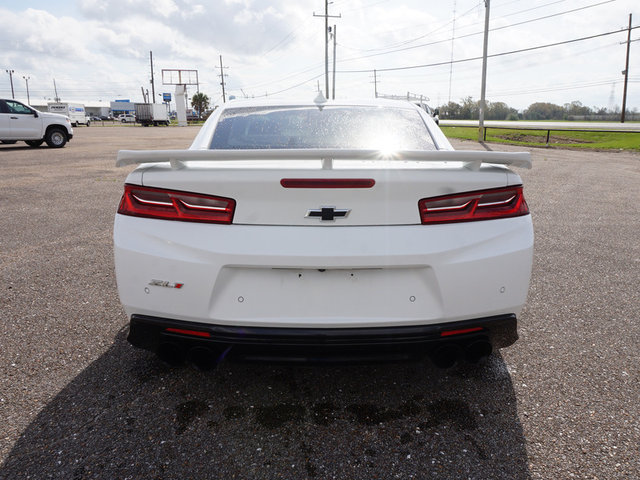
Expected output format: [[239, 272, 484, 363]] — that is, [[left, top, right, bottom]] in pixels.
[[210, 106, 436, 151]]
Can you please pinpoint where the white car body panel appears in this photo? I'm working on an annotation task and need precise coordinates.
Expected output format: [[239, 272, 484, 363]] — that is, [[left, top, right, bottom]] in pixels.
[[114, 215, 532, 328]]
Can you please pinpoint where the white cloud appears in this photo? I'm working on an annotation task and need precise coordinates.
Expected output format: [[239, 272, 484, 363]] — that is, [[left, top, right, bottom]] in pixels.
[[0, 1, 637, 109]]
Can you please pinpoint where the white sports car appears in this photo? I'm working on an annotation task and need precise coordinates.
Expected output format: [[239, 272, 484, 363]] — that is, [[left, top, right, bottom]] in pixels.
[[114, 96, 533, 369]]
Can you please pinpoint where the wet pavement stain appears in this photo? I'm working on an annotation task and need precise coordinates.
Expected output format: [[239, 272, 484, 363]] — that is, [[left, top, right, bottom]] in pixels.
[[223, 405, 247, 419], [346, 401, 422, 426], [255, 403, 305, 429], [419, 399, 478, 431], [175, 399, 208, 434], [311, 402, 338, 426]]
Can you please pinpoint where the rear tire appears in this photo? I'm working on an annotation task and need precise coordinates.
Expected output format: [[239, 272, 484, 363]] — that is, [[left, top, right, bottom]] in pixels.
[[25, 139, 44, 147], [45, 128, 67, 148]]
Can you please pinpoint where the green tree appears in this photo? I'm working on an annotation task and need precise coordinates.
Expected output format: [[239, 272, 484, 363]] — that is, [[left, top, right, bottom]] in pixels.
[[191, 92, 210, 119], [523, 102, 564, 120], [486, 101, 518, 120]]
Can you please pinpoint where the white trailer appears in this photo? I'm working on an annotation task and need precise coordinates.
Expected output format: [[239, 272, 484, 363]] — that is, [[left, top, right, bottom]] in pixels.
[[134, 103, 170, 126], [48, 103, 90, 127]]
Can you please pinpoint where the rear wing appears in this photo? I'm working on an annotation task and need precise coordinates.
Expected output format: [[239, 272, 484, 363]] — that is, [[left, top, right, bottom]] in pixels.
[[116, 148, 531, 170]]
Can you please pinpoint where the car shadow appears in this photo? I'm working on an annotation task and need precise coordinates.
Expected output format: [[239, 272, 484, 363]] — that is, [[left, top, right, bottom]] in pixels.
[[0, 144, 39, 151], [0, 329, 529, 479]]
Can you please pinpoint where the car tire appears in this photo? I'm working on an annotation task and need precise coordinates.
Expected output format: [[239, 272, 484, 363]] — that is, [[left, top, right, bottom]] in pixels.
[[25, 139, 44, 147], [1, 140, 18, 144], [45, 128, 67, 148], [86, 121, 90, 127]]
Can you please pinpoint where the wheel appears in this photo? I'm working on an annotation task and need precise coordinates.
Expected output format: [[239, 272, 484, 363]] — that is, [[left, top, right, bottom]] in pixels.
[[1, 140, 17, 144], [86, 121, 90, 127], [45, 128, 67, 148], [25, 139, 44, 147]]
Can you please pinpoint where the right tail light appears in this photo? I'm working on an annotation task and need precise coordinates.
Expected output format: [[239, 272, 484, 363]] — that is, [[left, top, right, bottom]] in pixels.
[[419, 186, 529, 224]]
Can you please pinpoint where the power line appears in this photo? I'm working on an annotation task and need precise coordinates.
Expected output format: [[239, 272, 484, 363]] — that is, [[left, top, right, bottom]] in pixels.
[[336, 0, 616, 64], [338, 25, 640, 74], [253, 73, 325, 97]]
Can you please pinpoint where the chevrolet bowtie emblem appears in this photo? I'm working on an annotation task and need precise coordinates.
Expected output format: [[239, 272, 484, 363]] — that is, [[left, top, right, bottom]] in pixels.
[[306, 207, 351, 221]]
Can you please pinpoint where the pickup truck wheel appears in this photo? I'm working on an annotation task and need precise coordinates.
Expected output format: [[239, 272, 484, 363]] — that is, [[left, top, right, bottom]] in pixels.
[[1, 140, 17, 144], [25, 140, 44, 147], [45, 128, 67, 148]]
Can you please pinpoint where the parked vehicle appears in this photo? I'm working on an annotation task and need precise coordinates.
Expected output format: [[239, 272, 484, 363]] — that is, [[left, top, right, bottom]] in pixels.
[[134, 103, 170, 126], [0, 98, 73, 148], [118, 114, 136, 123], [114, 97, 533, 369], [48, 102, 90, 127]]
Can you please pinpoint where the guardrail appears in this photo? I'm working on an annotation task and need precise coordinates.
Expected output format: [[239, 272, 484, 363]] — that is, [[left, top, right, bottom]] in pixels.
[[440, 120, 640, 146], [479, 126, 640, 145]]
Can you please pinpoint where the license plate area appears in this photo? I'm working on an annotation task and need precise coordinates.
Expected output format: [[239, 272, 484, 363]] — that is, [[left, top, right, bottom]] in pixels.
[[209, 266, 443, 325]]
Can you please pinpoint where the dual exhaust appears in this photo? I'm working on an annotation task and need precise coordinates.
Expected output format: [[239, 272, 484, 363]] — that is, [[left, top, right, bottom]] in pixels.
[[157, 343, 221, 371], [155, 337, 493, 370], [429, 339, 493, 369]]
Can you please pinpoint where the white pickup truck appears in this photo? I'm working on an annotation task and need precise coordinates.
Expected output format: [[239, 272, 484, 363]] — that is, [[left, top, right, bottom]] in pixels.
[[0, 99, 73, 148]]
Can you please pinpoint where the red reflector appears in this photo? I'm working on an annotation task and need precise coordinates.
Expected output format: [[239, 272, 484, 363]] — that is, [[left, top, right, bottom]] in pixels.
[[165, 328, 212, 338], [118, 185, 235, 224], [419, 186, 529, 224], [281, 178, 375, 188], [440, 327, 484, 337]]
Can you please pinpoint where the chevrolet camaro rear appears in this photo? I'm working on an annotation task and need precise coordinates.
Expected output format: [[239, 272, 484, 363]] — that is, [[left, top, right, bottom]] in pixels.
[[114, 98, 533, 369]]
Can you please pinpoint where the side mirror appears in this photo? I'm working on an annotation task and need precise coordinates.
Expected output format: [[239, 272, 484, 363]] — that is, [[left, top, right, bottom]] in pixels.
[[33, 110, 39, 118]]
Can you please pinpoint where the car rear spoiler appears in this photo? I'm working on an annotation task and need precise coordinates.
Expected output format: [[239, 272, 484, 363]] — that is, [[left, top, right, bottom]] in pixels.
[[116, 148, 532, 170]]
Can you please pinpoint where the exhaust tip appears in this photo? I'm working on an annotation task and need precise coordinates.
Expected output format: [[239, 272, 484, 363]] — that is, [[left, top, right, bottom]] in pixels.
[[157, 342, 186, 367], [430, 343, 463, 369], [187, 346, 219, 371], [465, 340, 493, 364]]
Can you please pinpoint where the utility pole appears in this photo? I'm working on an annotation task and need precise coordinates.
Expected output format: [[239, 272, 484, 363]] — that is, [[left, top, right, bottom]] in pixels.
[[332, 25, 337, 99], [53, 78, 60, 102], [218, 55, 228, 103], [5, 70, 15, 99], [150, 51, 156, 104], [23, 76, 30, 104], [314, 1, 340, 98], [621, 13, 632, 123], [372, 69, 379, 98], [478, 0, 490, 142]]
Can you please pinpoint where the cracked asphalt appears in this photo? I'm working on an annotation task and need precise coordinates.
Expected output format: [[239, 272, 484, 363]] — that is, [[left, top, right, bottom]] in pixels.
[[0, 126, 638, 479]]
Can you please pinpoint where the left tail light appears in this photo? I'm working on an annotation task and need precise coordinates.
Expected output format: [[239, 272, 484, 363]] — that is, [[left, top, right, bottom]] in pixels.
[[118, 184, 235, 224], [419, 186, 529, 224]]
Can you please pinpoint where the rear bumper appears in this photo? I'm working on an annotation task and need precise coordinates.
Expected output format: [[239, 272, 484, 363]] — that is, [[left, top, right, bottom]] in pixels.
[[128, 313, 517, 363]]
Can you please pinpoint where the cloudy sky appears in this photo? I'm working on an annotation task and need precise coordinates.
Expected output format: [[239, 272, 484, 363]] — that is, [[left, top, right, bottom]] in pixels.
[[1, 0, 638, 111]]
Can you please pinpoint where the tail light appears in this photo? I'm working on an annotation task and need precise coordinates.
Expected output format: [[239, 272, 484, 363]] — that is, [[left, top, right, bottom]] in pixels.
[[118, 184, 235, 224], [419, 186, 529, 224]]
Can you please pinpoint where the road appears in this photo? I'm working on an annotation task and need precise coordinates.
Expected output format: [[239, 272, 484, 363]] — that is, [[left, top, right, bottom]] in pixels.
[[0, 127, 639, 479]]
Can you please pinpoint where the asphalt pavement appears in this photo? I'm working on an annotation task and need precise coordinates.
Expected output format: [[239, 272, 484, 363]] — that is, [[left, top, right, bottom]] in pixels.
[[0, 126, 638, 479]]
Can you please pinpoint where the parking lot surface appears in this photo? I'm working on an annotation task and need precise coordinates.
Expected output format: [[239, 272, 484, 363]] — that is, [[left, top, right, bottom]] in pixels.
[[1, 126, 638, 479]]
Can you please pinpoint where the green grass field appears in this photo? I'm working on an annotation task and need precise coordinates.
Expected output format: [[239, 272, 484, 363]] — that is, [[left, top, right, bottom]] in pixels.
[[441, 126, 640, 151]]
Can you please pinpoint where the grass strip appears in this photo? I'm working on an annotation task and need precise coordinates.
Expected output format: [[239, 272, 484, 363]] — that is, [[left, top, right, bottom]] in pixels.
[[441, 126, 640, 151]]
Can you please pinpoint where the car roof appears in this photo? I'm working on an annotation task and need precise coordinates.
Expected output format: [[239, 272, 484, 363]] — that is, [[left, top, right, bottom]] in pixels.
[[216, 96, 419, 111]]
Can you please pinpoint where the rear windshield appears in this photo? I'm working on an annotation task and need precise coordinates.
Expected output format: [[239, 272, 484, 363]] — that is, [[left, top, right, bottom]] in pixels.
[[209, 106, 436, 150]]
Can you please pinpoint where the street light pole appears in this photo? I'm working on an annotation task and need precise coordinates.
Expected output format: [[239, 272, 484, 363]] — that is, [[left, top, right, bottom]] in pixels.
[[621, 13, 632, 123], [6, 69, 15, 99], [478, 0, 490, 142], [23, 76, 31, 104]]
